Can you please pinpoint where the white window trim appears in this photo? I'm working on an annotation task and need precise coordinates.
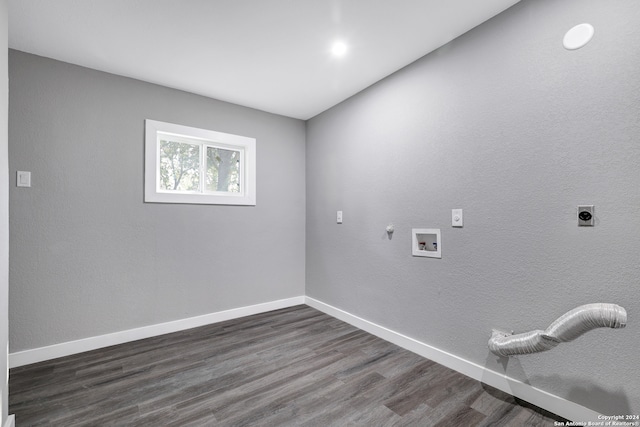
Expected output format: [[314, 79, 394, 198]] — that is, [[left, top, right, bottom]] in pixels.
[[145, 119, 256, 205]]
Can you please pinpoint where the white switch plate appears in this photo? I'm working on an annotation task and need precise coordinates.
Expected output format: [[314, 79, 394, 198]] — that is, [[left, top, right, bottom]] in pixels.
[[17, 171, 31, 187], [337, 211, 343, 224], [452, 209, 463, 227]]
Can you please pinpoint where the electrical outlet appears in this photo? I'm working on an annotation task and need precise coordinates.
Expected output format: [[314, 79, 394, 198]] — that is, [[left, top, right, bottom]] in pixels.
[[577, 205, 594, 226], [452, 209, 463, 227]]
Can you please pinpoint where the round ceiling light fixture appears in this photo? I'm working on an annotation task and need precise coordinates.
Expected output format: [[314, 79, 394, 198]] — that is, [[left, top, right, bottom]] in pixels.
[[563, 23, 594, 50], [331, 41, 348, 56]]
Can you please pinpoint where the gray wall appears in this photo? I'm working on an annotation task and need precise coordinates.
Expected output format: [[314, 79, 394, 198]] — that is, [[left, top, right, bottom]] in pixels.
[[0, 0, 8, 422], [9, 50, 306, 352], [306, 0, 640, 416]]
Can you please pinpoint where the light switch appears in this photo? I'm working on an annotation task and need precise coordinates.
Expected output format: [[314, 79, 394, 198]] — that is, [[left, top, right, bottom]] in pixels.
[[452, 209, 463, 227], [17, 171, 31, 187], [337, 211, 343, 224]]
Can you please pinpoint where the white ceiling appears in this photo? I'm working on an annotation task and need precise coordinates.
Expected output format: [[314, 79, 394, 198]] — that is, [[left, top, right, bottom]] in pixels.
[[8, 0, 520, 120]]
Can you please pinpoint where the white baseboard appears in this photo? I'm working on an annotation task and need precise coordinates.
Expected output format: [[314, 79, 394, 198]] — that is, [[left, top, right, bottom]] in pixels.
[[304, 296, 602, 423], [9, 296, 305, 368], [8, 294, 602, 422], [3, 414, 15, 427]]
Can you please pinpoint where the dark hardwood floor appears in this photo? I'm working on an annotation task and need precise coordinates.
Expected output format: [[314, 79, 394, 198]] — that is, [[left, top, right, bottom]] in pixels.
[[10, 305, 567, 426]]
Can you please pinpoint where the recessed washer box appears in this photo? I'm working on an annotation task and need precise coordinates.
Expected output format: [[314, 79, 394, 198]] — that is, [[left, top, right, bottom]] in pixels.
[[412, 228, 441, 258]]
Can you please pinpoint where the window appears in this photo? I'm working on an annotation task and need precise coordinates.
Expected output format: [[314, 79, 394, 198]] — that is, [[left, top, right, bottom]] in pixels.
[[145, 120, 256, 205]]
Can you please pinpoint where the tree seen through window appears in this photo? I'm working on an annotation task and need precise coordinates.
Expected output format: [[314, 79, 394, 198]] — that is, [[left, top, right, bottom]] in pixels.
[[159, 140, 240, 193]]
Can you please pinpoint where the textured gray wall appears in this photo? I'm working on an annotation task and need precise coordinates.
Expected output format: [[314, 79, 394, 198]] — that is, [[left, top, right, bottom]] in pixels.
[[306, 0, 639, 416], [0, 0, 8, 422], [9, 50, 306, 352]]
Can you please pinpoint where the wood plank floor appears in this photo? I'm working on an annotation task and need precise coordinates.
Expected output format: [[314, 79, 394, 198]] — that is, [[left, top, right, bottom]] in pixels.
[[10, 305, 567, 426]]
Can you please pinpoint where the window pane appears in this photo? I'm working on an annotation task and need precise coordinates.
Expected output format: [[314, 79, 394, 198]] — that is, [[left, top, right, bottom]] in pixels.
[[159, 140, 200, 191], [206, 147, 241, 193]]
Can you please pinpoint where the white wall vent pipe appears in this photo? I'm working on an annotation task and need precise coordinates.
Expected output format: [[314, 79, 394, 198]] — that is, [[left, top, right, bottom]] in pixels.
[[488, 303, 627, 357]]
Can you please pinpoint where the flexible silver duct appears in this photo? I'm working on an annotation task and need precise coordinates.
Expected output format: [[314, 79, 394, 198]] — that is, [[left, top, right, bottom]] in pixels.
[[488, 303, 627, 357]]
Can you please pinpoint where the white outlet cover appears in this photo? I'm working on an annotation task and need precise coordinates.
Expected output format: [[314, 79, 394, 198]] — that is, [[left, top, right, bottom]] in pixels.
[[452, 209, 463, 227]]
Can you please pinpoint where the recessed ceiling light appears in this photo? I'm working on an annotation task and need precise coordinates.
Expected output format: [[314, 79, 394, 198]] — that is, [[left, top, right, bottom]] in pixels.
[[331, 41, 348, 56]]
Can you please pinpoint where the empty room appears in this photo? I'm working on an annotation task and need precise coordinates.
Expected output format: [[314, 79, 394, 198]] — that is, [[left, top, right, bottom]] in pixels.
[[0, 0, 638, 425]]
